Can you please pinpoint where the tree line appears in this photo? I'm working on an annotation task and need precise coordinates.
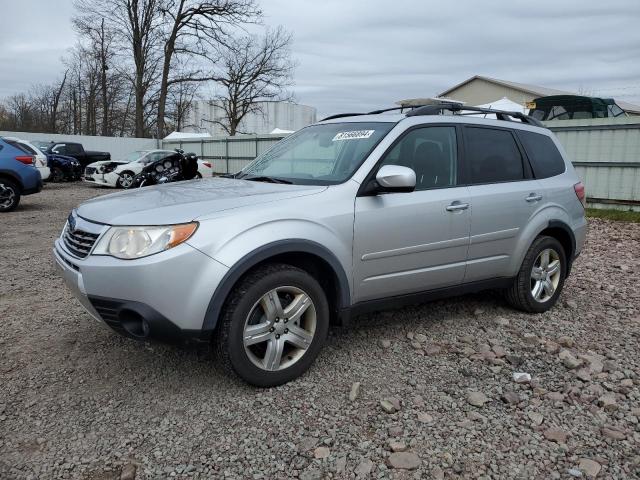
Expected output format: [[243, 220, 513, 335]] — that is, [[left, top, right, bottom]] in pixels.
[[0, 0, 294, 138]]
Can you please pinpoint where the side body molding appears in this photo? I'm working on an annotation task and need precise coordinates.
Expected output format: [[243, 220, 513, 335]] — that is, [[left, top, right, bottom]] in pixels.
[[201, 239, 351, 333]]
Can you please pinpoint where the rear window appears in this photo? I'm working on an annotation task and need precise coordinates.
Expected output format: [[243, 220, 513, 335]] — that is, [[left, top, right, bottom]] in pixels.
[[465, 127, 524, 184], [517, 130, 565, 179]]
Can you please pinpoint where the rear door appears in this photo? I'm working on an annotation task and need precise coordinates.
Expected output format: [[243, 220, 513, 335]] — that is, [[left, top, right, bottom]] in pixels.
[[353, 125, 471, 303], [462, 126, 542, 282]]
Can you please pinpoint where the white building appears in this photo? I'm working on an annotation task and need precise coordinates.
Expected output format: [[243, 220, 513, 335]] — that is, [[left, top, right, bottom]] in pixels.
[[185, 100, 317, 136]]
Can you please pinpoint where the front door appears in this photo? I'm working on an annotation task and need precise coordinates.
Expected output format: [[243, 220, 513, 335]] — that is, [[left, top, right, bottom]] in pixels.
[[353, 125, 471, 303]]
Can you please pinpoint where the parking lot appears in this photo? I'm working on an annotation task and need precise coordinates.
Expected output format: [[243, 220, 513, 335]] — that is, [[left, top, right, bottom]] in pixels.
[[1, 182, 639, 479]]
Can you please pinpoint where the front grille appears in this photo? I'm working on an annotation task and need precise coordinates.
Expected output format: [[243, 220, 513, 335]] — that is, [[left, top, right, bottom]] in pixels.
[[63, 226, 100, 258], [85, 167, 96, 175]]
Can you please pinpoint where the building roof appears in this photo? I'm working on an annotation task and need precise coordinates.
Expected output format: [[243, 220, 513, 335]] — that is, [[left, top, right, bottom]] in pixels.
[[438, 75, 640, 114]]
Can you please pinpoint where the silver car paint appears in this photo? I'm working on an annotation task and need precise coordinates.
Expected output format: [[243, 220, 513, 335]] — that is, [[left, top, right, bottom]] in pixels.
[[56, 113, 587, 333], [77, 178, 326, 225]]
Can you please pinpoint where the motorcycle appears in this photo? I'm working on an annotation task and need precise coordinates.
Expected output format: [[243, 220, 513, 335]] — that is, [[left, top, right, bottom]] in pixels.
[[123, 149, 200, 188]]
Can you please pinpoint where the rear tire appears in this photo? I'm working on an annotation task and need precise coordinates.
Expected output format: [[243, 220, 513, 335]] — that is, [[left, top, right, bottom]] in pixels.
[[0, 178, 20, 212], [214, 263, 329, 387], [505, 235, 566, 313], [50, 167, 64, 183]]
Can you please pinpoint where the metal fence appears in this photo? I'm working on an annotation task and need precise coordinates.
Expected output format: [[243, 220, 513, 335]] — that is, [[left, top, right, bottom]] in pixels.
[[163, 134, 286, 173], [545, 117, 640, 210]]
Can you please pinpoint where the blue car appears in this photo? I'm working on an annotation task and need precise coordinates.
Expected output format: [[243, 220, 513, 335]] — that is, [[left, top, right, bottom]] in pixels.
[[0, 137, 43, 212]]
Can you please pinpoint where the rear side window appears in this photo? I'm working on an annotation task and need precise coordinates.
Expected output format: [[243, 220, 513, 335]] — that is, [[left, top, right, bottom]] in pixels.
[[18, 143, 37, 155], [517, 130, 565, 179], [66, 144, 83, 154], [465, 127, 524, 184], [2, 139, 30, 154]]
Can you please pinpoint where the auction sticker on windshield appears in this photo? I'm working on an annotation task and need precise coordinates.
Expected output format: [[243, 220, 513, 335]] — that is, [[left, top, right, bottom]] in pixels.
[[332, 130, 375, 141]]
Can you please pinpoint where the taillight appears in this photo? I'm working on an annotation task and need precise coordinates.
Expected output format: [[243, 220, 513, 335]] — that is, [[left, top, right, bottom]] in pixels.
[[574, 182, 586, 208], [203, 162, 212, 168], [15, 155, 35, 165]]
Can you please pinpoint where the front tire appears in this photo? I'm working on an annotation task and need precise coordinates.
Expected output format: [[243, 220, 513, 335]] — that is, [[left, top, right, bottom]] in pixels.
[[117, 171, 135, 189], [214, 263, 330, 387], [0, 178, 20, 212], [505, 236, 566, 313]]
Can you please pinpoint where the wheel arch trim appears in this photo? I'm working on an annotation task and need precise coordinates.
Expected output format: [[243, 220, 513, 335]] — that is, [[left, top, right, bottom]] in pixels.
[[202, 239, 351, 333], [546, 219, 577, 259]]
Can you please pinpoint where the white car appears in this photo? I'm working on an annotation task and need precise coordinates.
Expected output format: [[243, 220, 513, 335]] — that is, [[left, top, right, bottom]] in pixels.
[[2, 137, 50, 181], [84, 150, 211, 189]]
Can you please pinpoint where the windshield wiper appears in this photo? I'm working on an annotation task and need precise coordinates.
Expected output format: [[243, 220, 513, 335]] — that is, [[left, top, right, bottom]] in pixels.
[[240, 174, 293, 184]]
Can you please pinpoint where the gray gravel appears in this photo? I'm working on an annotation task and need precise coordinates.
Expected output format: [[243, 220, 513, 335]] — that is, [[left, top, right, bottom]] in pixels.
[[1, 182, 639, 479]]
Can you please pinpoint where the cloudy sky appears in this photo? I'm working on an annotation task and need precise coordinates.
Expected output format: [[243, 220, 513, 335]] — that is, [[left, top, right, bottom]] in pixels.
[[2, 0, 640, 117]]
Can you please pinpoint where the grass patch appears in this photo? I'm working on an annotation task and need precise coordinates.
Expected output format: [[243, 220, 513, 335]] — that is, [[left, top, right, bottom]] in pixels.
[[586, 208, 640, 223]]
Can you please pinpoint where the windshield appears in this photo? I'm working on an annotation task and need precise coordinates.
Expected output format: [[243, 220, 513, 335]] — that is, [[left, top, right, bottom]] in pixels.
[[239, 122, 394, 185], [34, 141, 53, 153], [122, 151, 146, 163]]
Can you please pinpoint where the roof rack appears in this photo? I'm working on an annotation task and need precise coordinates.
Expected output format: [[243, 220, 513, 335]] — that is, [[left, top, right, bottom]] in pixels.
[[321, 106, 411, 122], [406, 103, 545, 127], [320, 102, 545, 128]]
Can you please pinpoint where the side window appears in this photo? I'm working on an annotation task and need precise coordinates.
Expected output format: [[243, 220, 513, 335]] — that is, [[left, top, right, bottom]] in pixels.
[[4, 139, 31, 154], [52, 144, 66, 154], [380, 126, 457, 190], [607, 104, 624, 117], [465, 127, 524, 184], [517, 130, 566, 179], [66, 144, 83, 154], [19, 143, 37, 155]]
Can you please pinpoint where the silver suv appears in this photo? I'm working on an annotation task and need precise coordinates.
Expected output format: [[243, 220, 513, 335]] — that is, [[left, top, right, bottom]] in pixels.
[[54, 104, 587, 386]]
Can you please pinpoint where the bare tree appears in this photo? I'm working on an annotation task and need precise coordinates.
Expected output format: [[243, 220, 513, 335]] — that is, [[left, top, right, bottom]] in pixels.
[[208, 27, 294, 135], [165, 72, 199, 132], [154, 0, 260, 139], [50, 71, 68, 133], [74, 0, 164, 137]]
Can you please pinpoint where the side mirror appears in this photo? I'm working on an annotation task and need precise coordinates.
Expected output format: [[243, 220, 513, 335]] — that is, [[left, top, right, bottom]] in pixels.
[[374, 165, 416, 193]]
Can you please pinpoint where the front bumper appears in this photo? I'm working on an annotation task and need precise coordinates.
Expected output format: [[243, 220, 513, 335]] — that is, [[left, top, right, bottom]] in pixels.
[[83, 171, 118, 187], [53, 238, 229, 342]]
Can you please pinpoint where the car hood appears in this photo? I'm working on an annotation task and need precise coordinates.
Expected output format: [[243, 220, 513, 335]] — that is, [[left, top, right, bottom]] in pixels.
[[76, 177, 326, 225], [87, 160, 129, 168]]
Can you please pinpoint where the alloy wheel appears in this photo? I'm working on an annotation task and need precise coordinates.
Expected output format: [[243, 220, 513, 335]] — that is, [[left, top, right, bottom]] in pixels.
[[530, 248, 561, 303], [0, 183, 16, 209], [120, 173, 134, 188], [243, 286, 316, 371]]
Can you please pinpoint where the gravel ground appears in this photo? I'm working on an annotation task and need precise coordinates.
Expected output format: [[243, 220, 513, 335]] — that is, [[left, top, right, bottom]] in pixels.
[[1, 182, 639, 480]]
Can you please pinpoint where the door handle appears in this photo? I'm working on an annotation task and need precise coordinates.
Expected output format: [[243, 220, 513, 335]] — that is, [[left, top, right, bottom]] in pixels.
[[446, 201, 469, 212], [525, 193, 543, 202]]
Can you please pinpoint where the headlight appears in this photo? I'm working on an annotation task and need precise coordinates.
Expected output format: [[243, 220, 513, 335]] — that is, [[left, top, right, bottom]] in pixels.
[[92, 223, 198, 259]]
